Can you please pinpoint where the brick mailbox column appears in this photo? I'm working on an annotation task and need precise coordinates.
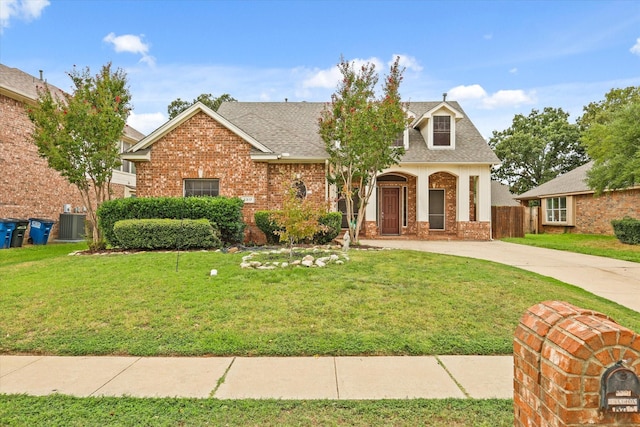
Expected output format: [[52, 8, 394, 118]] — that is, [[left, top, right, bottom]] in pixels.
[[514, 301, 640, 427]]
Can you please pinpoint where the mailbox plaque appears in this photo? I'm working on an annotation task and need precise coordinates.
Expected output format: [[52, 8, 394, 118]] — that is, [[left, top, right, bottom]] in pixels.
[[600, 361, 640, 413]]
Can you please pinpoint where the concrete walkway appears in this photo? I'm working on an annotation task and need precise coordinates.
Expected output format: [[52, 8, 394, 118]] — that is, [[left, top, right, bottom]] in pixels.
[[0, 355, 513, 399], [361, 239, 640, 313]]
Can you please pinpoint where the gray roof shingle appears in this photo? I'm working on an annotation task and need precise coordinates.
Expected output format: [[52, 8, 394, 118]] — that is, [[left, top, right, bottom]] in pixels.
[[217, 101, 499, 164], [515, 162, 593, 199]]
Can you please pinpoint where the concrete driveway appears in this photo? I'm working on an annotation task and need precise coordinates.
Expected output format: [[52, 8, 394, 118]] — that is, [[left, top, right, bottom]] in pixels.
[[360, 239, 640, 313]]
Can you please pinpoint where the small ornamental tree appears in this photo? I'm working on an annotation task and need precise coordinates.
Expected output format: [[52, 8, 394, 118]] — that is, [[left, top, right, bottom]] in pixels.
[[318, 56, 410, 242], [272, 178, 326, 256], [27, 63, 131, 249]]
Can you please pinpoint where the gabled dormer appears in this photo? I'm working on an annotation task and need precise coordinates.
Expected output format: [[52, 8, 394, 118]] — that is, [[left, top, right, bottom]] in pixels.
[[411, 100, 464, 150]]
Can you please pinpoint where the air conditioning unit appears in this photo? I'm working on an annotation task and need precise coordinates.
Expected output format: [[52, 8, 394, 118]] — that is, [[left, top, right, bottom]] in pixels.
[[58, 213, 86, 240]]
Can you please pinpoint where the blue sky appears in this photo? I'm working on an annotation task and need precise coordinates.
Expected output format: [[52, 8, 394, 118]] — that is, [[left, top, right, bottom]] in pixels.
[[2, 0, 640, 137]]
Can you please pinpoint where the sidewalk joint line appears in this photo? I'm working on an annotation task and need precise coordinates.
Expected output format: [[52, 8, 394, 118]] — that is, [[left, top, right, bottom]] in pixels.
[[333, 357, 340, 399], [435, 356, 470, 398], [90, 356, 141, 397], [0, 355, 44, 378], [211, 357, 235, 398]]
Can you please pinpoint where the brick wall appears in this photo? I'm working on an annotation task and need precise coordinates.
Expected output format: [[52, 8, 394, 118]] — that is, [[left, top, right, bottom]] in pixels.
[[514, 301, 640, 427], [134, 111, 327, 243], [540, 189, 640, 235], [429, 171, 458, 236], [0, 93, 128, 239]]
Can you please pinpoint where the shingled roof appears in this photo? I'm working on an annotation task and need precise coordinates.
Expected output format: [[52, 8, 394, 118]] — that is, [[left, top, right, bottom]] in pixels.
[[216, 101, 499, 164], [515, 162, 594, 199], [0, 63, 145, 141]]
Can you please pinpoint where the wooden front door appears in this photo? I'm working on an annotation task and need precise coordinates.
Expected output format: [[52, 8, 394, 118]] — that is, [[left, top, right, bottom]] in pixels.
[[381, 187, 400, 235]]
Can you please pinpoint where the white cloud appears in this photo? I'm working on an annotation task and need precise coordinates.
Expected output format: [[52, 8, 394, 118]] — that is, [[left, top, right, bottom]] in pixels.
[[448, 84, 488, 100], [483, 33, 493, 40], [447, 84, 535, 109], [103, 32, 156, 66], [483, 89, 536, 108], [127, 111, 166, 135], [0, 0, 49, 31], [509, 68, 518, 74], [390, 54, 423, 72], [303, 56, 410, 90], [631, 37, 640, 56]]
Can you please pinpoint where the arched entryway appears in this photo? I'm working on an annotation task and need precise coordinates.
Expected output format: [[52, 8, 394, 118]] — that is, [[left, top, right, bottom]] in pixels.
[[377, 174, 409, 236]]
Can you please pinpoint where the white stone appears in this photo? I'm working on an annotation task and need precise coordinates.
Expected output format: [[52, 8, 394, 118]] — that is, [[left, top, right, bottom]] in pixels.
[[210, 269, 218, 276], [301, 260, 314, 267], [315, 260, 326, 267]]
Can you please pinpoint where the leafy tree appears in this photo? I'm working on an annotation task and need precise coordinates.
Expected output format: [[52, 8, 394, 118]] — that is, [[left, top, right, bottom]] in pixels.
[[318, 56, 410, 242], [28, 63, 131, 249], [488, 107, 587, 194], [272, 178, 326, 257], [578, 86, 640, 130], [167, 93, 236, 119], [582, 101, 640, 194]]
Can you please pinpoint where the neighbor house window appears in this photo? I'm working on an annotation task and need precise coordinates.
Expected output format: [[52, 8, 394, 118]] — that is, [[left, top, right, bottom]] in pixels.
[[184, 179, 219, 197], [545, 196, 570, 224], [118, 141, 136, 174], [433, 116, 451, 146]]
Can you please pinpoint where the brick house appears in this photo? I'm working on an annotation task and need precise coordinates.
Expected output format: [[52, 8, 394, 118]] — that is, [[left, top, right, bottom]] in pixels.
[[0, 64, 143, 239], [123, 100, 499, 242], [515, 161, 640, 235]]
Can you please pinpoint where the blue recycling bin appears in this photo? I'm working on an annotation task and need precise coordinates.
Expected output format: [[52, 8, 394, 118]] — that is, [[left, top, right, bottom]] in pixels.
[[28, 218, 55, 245], [0, 219, 16, 249]]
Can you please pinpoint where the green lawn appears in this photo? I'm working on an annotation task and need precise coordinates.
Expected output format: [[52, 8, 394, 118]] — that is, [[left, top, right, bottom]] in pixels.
[[1, 242, 638, 357], [503, 233, 640, 263], [0, 396, 513, 427]]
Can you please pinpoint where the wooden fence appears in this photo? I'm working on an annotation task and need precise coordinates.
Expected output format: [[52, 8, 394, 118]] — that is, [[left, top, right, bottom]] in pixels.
[[491, 206, 525, 239]]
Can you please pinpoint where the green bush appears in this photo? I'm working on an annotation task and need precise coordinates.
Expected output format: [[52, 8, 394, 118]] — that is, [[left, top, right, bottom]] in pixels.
[[315, 211, 343, 244], [113, 219, 222, 250], [254, 211, 282, 244], [98, 197, 245, 246], [611, 216, 640, 245], [254, 210, 342, 245]]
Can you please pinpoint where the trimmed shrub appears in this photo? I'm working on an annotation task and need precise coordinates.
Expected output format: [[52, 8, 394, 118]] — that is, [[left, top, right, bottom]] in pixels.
[[255, 210, 342, 245], [611, 216, 640, 245], [314, 211, 343, 244], [98, 197, 245, 246], [254, 211, 282, 244], [113, 219, 222, 250]]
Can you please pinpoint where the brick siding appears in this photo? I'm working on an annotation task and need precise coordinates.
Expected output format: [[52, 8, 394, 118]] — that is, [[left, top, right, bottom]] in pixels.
[[0, 94, 126, 239], [133, 111, 327, 243], [514, 301, 640, 427], [540, 190, 640, 235]]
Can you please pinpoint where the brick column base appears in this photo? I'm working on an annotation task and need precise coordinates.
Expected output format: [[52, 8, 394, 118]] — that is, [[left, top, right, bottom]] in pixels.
[[514, 301, 640, 427]]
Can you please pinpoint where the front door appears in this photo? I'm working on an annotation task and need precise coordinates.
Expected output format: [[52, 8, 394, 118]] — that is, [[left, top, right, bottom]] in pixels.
[[381, 187, 400, 235]]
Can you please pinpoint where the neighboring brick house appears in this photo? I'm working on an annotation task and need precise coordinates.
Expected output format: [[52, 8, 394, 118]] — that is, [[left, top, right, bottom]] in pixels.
[[0, 64, 143, 239], [123, 100, 499, 242], [515, 161, 640, 235]]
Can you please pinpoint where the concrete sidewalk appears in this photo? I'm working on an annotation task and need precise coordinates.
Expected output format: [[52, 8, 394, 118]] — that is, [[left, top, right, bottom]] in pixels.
[[0, 355, 513, 399], [361, 240, 640, 313]]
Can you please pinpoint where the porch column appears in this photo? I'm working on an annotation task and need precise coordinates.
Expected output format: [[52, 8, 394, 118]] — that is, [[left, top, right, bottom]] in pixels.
[[365, 183, 377, 222], [417, 168, 429, 222], [478, 169, 492, 221], [458, 170, 470, 222]]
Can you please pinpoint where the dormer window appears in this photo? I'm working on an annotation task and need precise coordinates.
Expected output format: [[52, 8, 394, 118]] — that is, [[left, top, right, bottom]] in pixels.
[[433, 116, 451, 146]]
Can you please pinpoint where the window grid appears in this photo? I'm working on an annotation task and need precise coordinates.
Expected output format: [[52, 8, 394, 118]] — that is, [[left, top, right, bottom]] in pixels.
[[546, 197, 567, 222], [433, 116, 451, 146], [184, 179, 219, 197]]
